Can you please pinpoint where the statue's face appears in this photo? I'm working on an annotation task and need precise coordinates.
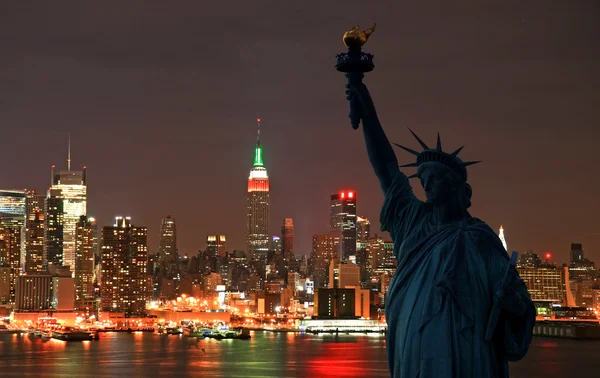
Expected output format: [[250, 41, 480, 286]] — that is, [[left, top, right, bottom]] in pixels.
[[419, 166, 454, 205]]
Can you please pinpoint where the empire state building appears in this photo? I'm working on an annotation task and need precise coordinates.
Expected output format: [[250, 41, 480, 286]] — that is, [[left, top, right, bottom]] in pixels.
[[246, 118, 270, 258]]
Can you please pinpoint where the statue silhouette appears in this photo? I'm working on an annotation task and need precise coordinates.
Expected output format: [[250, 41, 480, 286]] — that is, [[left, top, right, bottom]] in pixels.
[[345, 81, 536, 378]]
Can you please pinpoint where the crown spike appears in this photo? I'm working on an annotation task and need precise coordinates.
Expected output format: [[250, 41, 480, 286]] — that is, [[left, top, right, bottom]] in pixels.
[[462, 161, 481, 167], [399, 162, 420, 168], [392, 142, 419, 156], [450, 146, 465, 156], [436, 133, 442, 151], [408, 128, 429, 150]]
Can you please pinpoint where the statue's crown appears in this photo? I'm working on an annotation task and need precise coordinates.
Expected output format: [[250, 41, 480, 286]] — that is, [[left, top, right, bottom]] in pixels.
[[394, 129, 481, 181]]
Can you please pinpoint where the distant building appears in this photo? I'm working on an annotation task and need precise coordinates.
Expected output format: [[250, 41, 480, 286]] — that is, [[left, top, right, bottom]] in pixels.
[[0, 190, 26, 304], [330, 191, 357, 262], [281, 218, 294, 262], [158, 215, 177, 269], [15, 274, 52, 311], [356, 216, 371, 243], [45, 149, 87, 274], [203, 272, 222, 292], [518, 264, 564, 303], [75, 216, 95, 309], [0, 267, 10, 304], [271, 236, 282, 254], [24, 190, 45, 273], [207, 235, 227, 258], [568, 243, 595, 281], [315, 288, 356, 319], [329, 261, 360, 289], [246, 119, 270, 258], [310, 234, 336, 288], [100, 217, 148, 315]]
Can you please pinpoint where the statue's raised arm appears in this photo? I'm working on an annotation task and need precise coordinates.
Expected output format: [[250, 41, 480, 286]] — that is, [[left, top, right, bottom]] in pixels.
[[346, 81, 409, 193], [346, 81, 421, 247]]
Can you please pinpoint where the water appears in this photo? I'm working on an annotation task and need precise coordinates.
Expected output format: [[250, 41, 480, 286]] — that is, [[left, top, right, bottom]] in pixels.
[[1, 332, 597, 377]]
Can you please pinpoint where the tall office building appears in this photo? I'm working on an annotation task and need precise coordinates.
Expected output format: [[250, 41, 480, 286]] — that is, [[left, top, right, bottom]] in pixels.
[[247, 119, 270, 258], [570, 243, 584, 263], [24, 190, 45, 273], [0, 190, 26, 304], [330, 191, 357, 262], [158, 215, 178, 278], [75, 216, 95, 309], [356, 216, 371, 243], [281, 218, 294, 261], [271, 236, 282, 254], [310, 234, 336, 288], [45, 143, 87, 274], [100, 217, 148, 315], [207, 235, 227, 258]]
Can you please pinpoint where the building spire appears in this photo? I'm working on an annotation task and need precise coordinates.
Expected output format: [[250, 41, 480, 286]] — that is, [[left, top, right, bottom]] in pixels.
[[253, 118, 264, 166], [67, 133, 72, 171]]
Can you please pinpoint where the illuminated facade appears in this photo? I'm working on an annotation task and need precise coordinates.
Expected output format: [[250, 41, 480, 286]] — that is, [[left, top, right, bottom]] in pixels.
[[24, 190, 45, 273], [310, 234, 336, 288], [499, 225, 508, 252], [100, 217, 148, 315], [330, 191, 357, 262], [518, 265, 564, 303], [158, 215, 177, 266], [75, 216, 95, 309], [356, 216, 371, 243], [45, 159, 87, 274], [281, 218, 294, 261], [15, 274, 52, 310], [207, 234, 227, 258], [0, 190, 26, 304], [246, 119, 270, 258]]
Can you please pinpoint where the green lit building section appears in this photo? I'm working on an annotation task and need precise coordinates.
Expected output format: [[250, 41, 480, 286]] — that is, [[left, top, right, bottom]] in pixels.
[[254, 145, 263, 167]]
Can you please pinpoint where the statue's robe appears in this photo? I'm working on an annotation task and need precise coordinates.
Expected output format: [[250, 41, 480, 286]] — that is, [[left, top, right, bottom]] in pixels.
[[382, 175, 536, 378]]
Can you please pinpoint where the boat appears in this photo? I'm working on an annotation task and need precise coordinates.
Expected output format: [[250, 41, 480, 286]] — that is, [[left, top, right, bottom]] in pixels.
[[0, 324, 18, 334], [52, 327, 94, 341], [166, 326, 182, 335]]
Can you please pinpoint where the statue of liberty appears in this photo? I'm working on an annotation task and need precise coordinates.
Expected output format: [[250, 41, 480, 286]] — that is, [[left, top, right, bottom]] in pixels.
[[344, 80, 536, 377]]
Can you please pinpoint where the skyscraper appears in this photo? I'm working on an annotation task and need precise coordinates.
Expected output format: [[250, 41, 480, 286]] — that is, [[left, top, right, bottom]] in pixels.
[[310, 234, 336, 288], [45, 141, 87, 274], [24, 190, 45, 273], [100, 216, 148, 315], [570, 243, 584, 263], [281, 218, 294, 262], [0, 190, 26, 304], [75, 216, 95, 309], [356, 216, 371, 243], [330, 191, 357, 262], [247, 118, 270, 258], [158, 215, 177, 274], [499, 225, 508, 252], [207, 235, 227, 258]]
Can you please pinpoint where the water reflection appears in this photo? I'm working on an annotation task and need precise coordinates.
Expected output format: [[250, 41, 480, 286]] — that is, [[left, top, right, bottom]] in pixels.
[[0, 332, 596, 377]]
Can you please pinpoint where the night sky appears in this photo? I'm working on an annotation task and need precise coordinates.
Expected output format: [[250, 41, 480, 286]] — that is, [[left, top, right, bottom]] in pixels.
[[1, 2, 599, 263]]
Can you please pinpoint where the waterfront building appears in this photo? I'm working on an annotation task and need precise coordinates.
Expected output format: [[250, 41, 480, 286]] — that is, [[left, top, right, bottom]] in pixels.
[[75, 216, 95, 309], [100, 217, 148, 315], [24, 190, 45, 273]]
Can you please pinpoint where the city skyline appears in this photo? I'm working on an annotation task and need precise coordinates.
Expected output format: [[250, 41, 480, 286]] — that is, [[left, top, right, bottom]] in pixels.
[[1, 2, 599, 263]]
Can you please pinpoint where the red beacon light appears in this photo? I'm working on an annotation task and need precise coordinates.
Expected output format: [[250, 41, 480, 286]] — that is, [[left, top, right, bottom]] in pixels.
[[340, 192, 345, 199], [545, 252, 552, 260], [348, 192, 354, 199]]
